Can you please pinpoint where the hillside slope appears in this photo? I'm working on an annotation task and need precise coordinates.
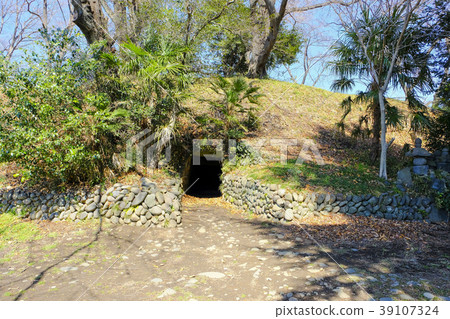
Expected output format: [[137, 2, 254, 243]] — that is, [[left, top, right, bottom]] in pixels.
[[185, 79, 417, 194], [187, 79, 415, 164]]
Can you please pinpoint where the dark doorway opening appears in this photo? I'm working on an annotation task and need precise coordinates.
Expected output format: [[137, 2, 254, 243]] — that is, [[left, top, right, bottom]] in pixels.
[[186, 156, 222, 198]]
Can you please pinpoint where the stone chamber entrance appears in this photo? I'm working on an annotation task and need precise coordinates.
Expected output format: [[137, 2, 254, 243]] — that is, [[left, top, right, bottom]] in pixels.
[[184, 156, 222, 198]]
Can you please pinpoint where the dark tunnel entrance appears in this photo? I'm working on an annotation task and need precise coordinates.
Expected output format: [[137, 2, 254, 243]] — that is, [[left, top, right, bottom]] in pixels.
[[186, 156, 222, 198]]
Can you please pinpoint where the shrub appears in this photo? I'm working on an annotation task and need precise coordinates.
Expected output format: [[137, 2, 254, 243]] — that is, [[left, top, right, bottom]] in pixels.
[[0, 30, 130, 184], [197, 77, 261, 143], [411, 172, 450, 211], [425, 108, 450, 151]]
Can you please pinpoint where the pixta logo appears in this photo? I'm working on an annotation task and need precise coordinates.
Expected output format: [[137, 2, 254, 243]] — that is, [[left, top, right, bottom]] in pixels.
[[126, 129, 172, 169], [192, 138, 324, 166]]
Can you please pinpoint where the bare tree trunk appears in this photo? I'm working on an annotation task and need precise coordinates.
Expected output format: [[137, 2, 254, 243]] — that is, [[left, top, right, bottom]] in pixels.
[[129, 0, 142, 41], [247, 0, 355, 78], [379, 90, 388, 179], [371, 100, 381, 163], [71, 0, 111, 46], [376, 0, 417, 180], [311, 65, 327, 86], [42, 0, 48, 30], [113, 0, 127, 44], [301, 39, 311, 84], [283, 63, 297, 82], [247, 0, 287, 78]]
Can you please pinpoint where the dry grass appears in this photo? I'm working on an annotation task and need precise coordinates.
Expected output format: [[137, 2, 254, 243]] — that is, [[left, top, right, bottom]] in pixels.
[[185, 78, 417, 164], [184, 78, 417, 193]]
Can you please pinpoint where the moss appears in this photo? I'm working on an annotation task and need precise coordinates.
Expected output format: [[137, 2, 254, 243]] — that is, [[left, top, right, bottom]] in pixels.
[[124, 207, 134, 217]]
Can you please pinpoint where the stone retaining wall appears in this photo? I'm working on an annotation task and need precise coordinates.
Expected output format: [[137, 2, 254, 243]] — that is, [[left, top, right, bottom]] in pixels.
[[0, 178, 183, 228], [221, 175, 448, 223]]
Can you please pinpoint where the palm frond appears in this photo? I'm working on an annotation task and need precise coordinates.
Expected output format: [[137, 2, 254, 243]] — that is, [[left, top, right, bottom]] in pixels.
[[386, 104, 404, 128], [410, 111, 431, 132], [331, 78, 355, 92]]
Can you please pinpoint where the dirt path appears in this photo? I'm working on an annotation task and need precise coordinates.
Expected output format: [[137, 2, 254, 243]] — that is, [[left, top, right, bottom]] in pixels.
[[0, 199, 448, 301]]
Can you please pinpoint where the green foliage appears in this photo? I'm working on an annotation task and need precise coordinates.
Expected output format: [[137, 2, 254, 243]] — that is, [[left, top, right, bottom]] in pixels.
[[212, 33, 250, 76], [116, 34, 192, 122], [425, 108, 450, 150], [239, 160, 391, 195], [197, 77, 261, 141], [0, 29, 192, 184], [435, 190, 450, 211], [411, 175, 433, 194], [331, 6, 433, 146], [420, 0, 449, 110], [113, 34, 192, 168], [0, 30, 130, 184], [210, 21, 303, 76], [267, 24, 304, 70], [411, 172, 450, 211], [416, 1, 450, 150], [242, 111, 260, 132], [333, 87, 402, 142]]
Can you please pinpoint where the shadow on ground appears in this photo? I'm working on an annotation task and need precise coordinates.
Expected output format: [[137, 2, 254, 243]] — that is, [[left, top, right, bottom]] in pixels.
[[238, 214, 449, 301], [0, 199, 448, 301]]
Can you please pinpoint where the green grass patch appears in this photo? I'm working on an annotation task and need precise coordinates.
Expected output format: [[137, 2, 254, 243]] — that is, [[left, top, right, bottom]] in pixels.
[[0, 254, 13, 263], [0, 214, 42, 249], [236, 160, 392, 195], [68, 242, 91, 248], [0, 175, 6, 187], [42, 243, 58, 251]]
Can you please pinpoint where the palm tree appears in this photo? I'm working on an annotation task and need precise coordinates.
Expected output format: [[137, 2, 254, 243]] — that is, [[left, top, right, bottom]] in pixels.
[[331, 6, 433, 166], [332, 82, 403, 163], [198, 76, 262, 151], [103, 35, 192, 168]]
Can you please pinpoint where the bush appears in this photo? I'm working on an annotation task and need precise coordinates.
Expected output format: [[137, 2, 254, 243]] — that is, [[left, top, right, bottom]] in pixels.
[[425, 108, 450, 151], [0, 30, 130, 184], [410, 172, 450, 211], [198, 77, 261, 143]]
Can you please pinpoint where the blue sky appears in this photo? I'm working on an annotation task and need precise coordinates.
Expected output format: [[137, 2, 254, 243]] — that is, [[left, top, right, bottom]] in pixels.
[[1, 1, 435, 105], [269, 4, 434, 105]]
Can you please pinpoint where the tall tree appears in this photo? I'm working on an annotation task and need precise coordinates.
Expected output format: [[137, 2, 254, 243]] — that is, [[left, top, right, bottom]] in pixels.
[[423, 0, 450, 150], [246, 0, 355, 78], [425, 0, 450, 108], [211, 20, 303, 77], [332, 8, 433, 161], [71, 0, 112, 46]]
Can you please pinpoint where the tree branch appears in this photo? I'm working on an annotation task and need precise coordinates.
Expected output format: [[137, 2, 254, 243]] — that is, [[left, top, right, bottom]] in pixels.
[[191, 0, 235, 43], [98, 0, 114, 21], [277, 0, 288, 23], [287, 0, 357, 15], [263, 0, 276, 15], [25, 0, 44, 27]]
